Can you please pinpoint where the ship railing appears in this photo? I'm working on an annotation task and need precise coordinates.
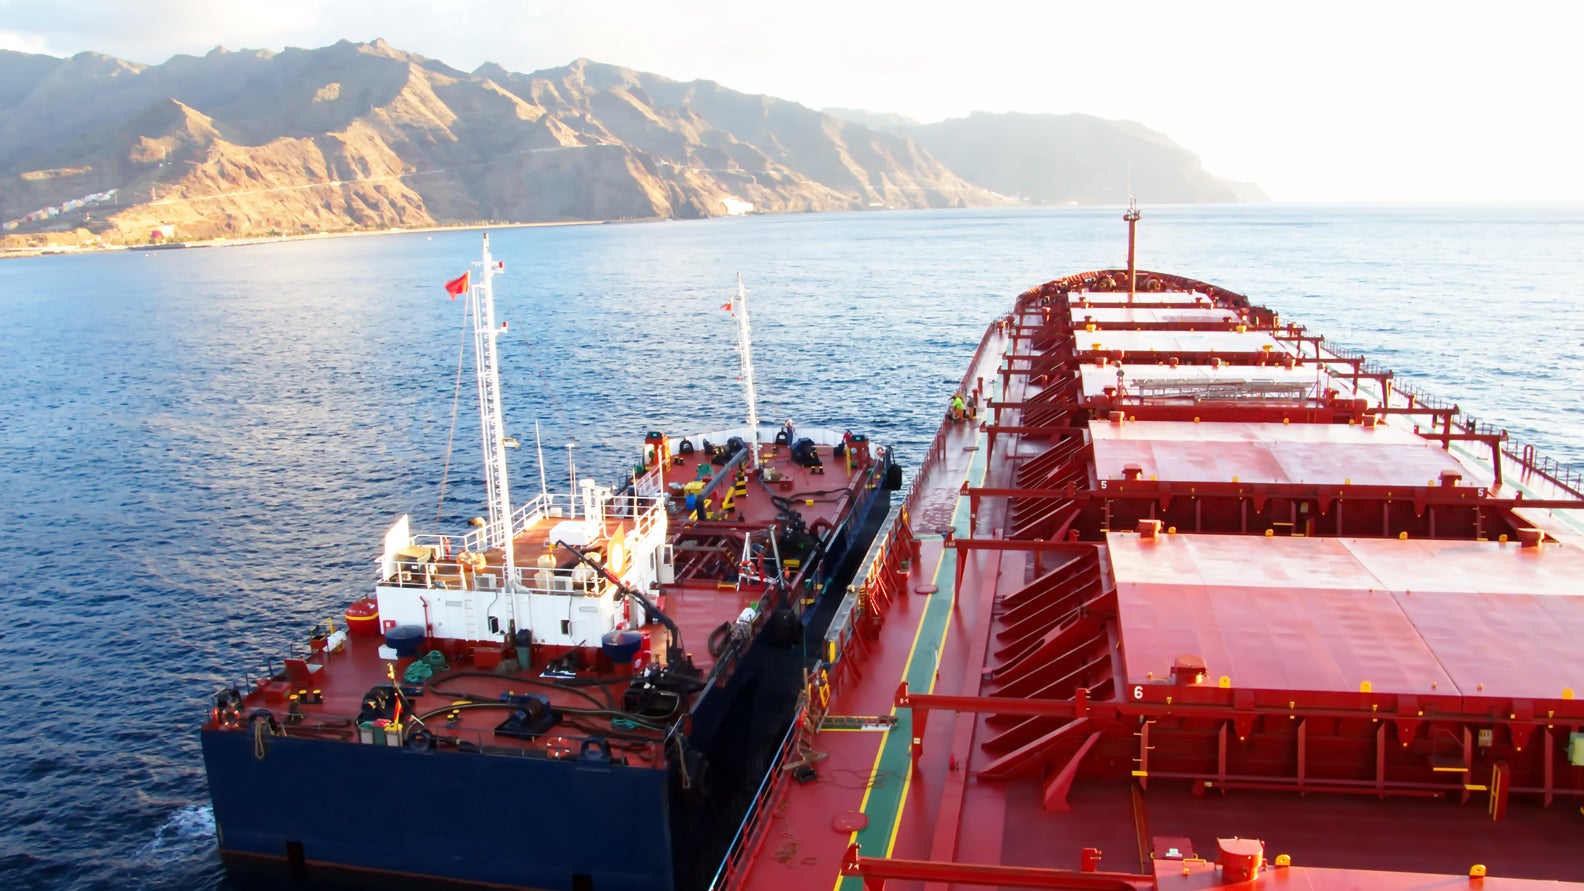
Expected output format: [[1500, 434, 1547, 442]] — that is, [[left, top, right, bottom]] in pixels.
[[505, 562, 607, 597], [404, 492, 666, 567], [1379, 376, 1458, 413], [619, 493, 668, 543], [212, 628, 355, 724], [707, 701, 807, 891], [823, 502, 904, 662], [217, 630, 315, 713], [407, 492, 572, 555], [1319, 336, 1583, 499], [676, 423, 855, 449], [1477, 417, 1584, 499]]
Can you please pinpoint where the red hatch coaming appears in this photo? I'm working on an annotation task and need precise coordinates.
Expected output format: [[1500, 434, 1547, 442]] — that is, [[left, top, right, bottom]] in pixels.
[[1091, 419, 1478, 488], [1110, 532, 1584, 702]]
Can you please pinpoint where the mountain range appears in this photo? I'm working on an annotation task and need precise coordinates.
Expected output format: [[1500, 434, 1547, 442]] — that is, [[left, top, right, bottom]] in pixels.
[[0, 40, 1263, 247]]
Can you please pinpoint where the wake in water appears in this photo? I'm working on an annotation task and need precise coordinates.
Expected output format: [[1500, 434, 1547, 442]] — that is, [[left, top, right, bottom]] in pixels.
[[137, 805, 216, 867]]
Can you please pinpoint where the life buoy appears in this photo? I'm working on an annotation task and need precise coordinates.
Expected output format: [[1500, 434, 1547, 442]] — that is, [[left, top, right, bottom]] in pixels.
[[214, 689, 244, 729], [546, 737, 573, 759]]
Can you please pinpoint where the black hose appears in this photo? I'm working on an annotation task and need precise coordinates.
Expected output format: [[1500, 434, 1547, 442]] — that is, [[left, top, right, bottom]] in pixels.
[[707, 622, 733, 658], [425, 670, 610, 711], [411, 700, 668, 743]]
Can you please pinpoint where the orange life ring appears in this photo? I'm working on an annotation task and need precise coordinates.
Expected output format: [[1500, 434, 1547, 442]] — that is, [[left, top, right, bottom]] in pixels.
[[546, 737, 572, 759]]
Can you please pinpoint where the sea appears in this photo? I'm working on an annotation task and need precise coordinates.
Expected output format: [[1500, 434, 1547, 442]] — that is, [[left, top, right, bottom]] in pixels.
[[1, 203, 1582, 889]]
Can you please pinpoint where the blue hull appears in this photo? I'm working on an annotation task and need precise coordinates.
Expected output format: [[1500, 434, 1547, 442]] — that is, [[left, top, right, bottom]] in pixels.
[[205, 728, 674, 890]]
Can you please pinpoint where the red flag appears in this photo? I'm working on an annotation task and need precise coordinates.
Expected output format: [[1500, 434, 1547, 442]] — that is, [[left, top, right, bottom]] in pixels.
[[721, 301, 732, 311], [444, 272, 469, 299]]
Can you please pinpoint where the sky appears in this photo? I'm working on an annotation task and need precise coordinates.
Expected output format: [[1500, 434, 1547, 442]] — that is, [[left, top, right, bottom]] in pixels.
[[3, 0, 1581, 203]]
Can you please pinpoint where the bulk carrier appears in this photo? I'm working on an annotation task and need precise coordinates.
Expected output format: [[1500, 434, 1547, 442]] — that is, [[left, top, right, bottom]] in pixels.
[[200, 236, 896, 891], [715, 205, 1584, 890]]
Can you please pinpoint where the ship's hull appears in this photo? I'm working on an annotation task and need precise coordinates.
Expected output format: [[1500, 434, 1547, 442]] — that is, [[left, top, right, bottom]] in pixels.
[[203, 456, 892, 891], [205, 729, 672, 889]]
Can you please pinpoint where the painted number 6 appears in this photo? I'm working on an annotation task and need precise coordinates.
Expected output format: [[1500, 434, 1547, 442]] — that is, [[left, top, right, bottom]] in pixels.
[[1133, 685, 1144, 700]]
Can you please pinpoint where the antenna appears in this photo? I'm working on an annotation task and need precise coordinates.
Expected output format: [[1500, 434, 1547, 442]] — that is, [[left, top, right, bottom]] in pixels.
[[467, 233, 517, 595], [1124, 196, 1141, 303], [535, 419, 548, 498], [566, 443, 578, 517], [731, 274, 762, 470]]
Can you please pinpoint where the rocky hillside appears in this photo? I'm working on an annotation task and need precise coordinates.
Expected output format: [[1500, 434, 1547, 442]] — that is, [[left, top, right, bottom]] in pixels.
[[829, 109, 1266, 205], [0, 41, 992, 246], [0, 41, 1261, 248]]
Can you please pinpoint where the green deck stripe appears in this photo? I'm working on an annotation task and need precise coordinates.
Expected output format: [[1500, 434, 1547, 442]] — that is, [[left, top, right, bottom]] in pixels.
[[834, 427, 988, 887]]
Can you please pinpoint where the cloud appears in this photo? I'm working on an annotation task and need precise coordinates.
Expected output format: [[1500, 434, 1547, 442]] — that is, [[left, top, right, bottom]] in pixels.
[[0, 28, 51, 54]]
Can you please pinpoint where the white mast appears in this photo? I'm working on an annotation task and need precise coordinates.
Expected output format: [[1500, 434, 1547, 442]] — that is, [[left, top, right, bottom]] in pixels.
[[469, 235, 515, 585], [732, 274, 761, 470]]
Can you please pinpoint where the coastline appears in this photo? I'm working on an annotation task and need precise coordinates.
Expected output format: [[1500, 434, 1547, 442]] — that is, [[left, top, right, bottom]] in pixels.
[[0, 218, 616, 260]]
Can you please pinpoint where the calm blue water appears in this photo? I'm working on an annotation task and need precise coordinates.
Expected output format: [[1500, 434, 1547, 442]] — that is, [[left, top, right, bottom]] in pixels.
[[1, 204, 1582, 889]]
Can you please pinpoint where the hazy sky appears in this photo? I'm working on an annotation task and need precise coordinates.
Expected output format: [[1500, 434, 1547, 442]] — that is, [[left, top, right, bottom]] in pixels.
[[3, 0, 1580, 202]]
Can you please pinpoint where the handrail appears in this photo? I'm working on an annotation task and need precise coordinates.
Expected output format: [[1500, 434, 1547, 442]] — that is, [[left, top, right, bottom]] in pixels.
[[1317, 335, 1583, 498], [706, 705, 805, 890]]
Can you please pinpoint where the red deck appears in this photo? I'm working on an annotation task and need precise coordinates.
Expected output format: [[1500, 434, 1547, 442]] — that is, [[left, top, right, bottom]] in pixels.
[[722, 265, 1584, 891]]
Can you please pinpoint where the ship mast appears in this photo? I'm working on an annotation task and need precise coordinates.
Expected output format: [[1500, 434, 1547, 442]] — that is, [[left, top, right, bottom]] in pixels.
[[731, 274, 762, 470], [469, 235, 516, 584], [1124, 196, 1140, 303]]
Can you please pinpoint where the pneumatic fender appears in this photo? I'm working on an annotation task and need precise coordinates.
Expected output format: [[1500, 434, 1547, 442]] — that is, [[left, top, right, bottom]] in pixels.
[[768, 606, 800, 649], [885, 461, 903, 491], [683, 749, 712, 798]]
